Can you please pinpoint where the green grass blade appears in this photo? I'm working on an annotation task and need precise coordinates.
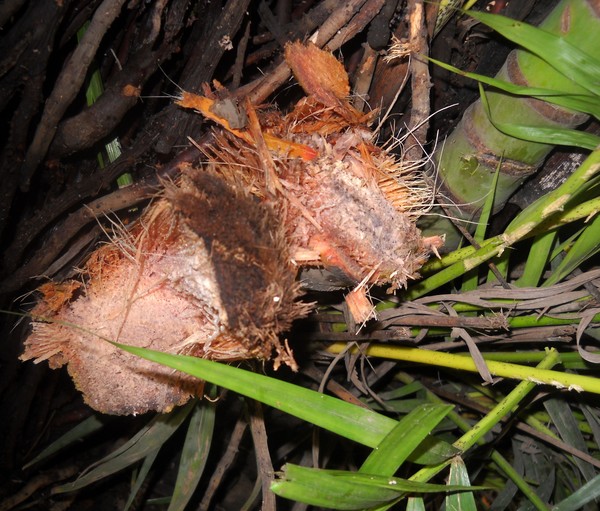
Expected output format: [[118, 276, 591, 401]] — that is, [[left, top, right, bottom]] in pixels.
[[53, 401, 194, 494], [124, 449, 160, 511], [271, 464, 485, 510], [168, 397, 216, 511], [544, 397, 597, 483], [23, 415, 105, 470], [360, 404, 453, 475], [445, 457, 477, 511], [488, 123, 600, 150], [553, 472, 600, 510], [406, 497, 426, 511], [112, 343, 398, 448], [479, 85, 600, 149], [543, 213, 600, 286], [427, 56, 600, 119], [515, 231, 556, 287], [466, 10, 600, 96]]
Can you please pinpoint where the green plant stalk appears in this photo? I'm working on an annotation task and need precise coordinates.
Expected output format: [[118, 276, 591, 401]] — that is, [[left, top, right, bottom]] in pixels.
[[408, 147, 600, 299], [409, 351, 559, 510], [423, 194, 600, 276], [522, 409, 593, 436], [322, 311, 600, 348], [327, 344, 600, 394], [423, 0, 600, 247], [458, 350, 598, 369], [403, 237, 505, 300], [454, 380, 598, 464], [396, 370, 553, 511], [502, 148, 600, 246]]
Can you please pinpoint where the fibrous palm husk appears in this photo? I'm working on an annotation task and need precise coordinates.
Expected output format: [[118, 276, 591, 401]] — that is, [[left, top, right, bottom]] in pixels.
[[21, 169, 308, 415], [21, 42, 441, 415], [177, 42, 443, 318]]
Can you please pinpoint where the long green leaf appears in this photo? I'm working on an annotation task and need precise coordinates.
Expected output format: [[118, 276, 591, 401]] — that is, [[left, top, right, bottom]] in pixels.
[[53, 401, 194, 494], [553, 472, 600, 510], [515, 230, 556, 287], [112, 343, 398, 447], [23, 415, 105, 470], [544, 398, 597, 483], [408, 434, 461, 466], [445, 457, 477, 511], [467, 10, 600, 96], [406, 497, 426, 511], [360, 404, 453, 475], [544, 212, 600, 286], [488, 124, 600, 150], [168, 397, 216, 511], [124, 449, 160, 511], [480, 85, 600, 149], [271, 464, 485, 510], [427, 56, 600, 119]]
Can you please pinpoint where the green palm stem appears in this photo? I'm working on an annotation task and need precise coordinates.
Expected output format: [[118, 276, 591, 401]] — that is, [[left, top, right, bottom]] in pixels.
[[420, 193, 600, 276], [327, 343, 600, 393], [403, 349, 560, 510], [396, 371, 550, 511], [422, 0, 600, 248], [405, 147, 600, 300]]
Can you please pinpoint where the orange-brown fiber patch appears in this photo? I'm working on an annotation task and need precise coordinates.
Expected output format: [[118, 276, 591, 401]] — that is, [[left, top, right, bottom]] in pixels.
[[21, 170, 307, 415], [284, 41, 350, 105]]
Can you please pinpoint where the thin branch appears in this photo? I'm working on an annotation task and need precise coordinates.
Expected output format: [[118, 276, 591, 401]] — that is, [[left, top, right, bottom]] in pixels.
[[405, 0, 431, 162], [247, 398, 276, 511], [20, 0, 128, 191], [199, 412, 248, 511]]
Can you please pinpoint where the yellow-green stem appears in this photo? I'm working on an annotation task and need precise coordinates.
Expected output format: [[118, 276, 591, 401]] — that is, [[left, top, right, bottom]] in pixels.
[[327, 344, 600, 394], [405, 350, 559, 510], [396, 371, 551, 511]]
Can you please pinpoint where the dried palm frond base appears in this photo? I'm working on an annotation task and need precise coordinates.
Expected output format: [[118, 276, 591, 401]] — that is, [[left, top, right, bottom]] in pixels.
[[21, 169, 309, 415], [21, 43, 442, 415], [177, 42, 443, 322]]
